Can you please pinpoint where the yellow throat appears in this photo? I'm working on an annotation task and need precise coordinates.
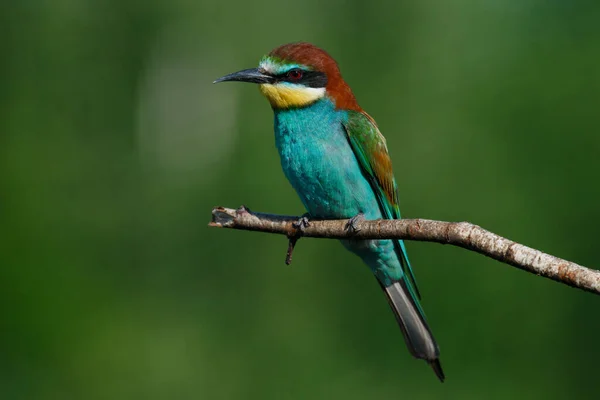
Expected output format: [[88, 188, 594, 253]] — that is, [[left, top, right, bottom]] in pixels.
[[259, 84, 325, 109]]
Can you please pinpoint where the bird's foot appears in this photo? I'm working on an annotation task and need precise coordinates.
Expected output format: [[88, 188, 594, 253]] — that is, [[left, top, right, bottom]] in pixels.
[[345, 213, 365, 234], [286, 213, 311, 266], [237, 204, 252, 214], [292, 213, 311, 233]]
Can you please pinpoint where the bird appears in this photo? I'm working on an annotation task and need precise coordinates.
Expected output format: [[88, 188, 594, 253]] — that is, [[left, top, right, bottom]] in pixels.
[[214, 42, 444, 382]]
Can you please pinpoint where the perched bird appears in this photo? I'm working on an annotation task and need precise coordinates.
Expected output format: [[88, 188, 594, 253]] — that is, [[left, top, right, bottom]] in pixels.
[[214, 42, 444, 381]]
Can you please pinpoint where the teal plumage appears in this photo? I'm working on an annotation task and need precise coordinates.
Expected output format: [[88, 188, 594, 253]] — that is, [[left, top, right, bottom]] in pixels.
[[275, 99, 403, 285], [214, 42, 444, 381]]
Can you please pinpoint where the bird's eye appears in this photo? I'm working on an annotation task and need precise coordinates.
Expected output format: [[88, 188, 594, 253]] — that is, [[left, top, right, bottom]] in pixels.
[[287, 69, 303, 81]]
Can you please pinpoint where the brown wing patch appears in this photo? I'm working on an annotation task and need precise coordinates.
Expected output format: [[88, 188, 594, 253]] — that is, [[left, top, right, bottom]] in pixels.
[[372, 142, 398, 206], [361, 111, 398, 207]]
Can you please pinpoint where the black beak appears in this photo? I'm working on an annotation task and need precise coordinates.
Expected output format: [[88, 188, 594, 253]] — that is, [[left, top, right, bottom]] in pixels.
[[213, 68, 274, 84]]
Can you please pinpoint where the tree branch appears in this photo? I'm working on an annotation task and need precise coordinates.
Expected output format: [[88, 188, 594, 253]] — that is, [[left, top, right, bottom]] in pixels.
[[209, 206, 600, 295]]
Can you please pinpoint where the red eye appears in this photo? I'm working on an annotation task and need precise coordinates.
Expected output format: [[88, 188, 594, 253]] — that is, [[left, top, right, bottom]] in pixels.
[[287, 69, 303, 80]]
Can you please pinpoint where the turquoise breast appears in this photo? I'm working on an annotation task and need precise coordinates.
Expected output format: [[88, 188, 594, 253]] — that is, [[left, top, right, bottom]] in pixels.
[[273, 98, 381, 221], [273, 98, 402, 283]]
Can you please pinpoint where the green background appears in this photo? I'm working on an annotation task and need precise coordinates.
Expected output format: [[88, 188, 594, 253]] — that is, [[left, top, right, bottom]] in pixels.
[[1, 1, 599, 399]]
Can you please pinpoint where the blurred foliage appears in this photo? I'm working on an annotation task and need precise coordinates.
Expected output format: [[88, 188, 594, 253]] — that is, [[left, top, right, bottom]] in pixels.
[[1, 1, 599, 399]]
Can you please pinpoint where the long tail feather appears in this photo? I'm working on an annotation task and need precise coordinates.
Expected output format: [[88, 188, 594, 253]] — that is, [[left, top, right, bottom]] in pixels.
[[380, 279, 444, 382], [429, 359, 445, 382]]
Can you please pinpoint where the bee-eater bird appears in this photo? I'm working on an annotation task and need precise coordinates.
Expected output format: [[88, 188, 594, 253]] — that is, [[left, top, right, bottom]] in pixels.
[[214, 42, 444, 381]]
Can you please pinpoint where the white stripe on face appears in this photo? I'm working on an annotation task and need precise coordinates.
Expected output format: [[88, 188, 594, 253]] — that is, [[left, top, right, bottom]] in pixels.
[[259, 58, 303, 76]]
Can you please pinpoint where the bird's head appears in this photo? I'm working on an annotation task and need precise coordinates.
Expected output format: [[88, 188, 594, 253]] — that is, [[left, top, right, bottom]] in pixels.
[[214, 42, 360, 110]]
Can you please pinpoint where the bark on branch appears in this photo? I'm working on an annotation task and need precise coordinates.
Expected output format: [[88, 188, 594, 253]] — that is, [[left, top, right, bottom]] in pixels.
[[209, 206, 600, 295]]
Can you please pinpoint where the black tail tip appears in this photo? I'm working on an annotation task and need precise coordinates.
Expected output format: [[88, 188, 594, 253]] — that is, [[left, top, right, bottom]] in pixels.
[[429, 359, 445, 382]]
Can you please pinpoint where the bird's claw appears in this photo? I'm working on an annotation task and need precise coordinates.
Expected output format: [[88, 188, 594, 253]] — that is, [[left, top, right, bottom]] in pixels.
[[292, 213, 311, 233], [237, 205, 252, 214], [345, 213, 365, 234]]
